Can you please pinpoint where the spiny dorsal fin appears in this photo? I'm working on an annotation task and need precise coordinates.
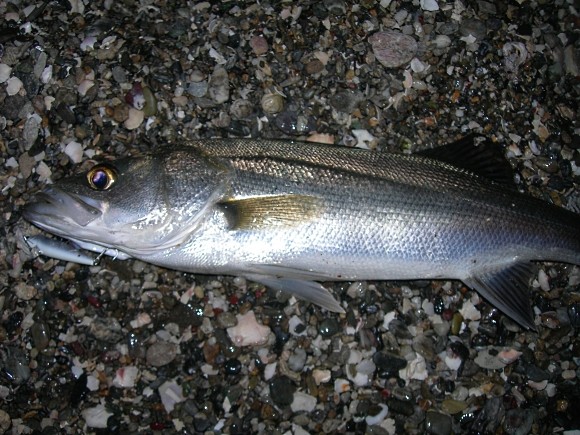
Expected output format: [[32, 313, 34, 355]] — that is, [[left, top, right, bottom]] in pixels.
[[418, 136, 515, 186], [464, 262, 538, 330], [218, 194, 322, 230]]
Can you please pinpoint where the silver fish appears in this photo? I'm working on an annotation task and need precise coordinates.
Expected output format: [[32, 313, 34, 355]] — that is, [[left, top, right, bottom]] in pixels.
[[23, 137, 580, 329]]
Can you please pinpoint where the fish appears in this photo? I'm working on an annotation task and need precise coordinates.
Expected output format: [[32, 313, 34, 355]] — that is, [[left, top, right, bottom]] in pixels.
[[22, 137, 580, 329]]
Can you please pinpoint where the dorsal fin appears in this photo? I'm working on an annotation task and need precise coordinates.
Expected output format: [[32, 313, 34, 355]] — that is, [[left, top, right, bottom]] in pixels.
[[417, 136, 515, 186]]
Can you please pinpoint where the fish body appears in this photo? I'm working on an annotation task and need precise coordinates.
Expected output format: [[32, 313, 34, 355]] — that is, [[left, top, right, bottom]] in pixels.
[[23, 138, 580, 328]]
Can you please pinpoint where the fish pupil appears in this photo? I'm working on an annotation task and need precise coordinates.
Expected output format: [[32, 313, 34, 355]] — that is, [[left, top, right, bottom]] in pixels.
[[92, 170, 108, 189]]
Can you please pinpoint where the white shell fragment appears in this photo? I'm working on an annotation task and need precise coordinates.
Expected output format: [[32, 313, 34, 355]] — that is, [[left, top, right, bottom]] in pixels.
[[290, 392, 317, 413], [6, 76, 23, 96], [158, 380, 185, 413], [64, 141, 84, 164], [112, 366, 139, 388], [0, 64, 12, 83], [420, 0, 439, 11], [227, 310, 270, 346], [82, 404, 113, 429]]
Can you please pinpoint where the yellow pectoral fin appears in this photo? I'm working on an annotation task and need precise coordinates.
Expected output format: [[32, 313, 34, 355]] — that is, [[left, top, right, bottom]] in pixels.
[[219, 194, 322, 230]]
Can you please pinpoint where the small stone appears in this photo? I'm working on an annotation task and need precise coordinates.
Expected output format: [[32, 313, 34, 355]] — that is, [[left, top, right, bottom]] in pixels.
[[318, 318, 340, 337], [288, 348, 307, 372], [5, 76, 23, 96], [460, 19, 487, 41], [0, 63, 12, 83], [82, 405, 113, 429], [64, 141, 84, 164], [425, 411, 452, 435], [250, 35, 269, 56], [312, 369, 331, 385], [0, 409, 10, 433], [224, 358, 242, 375], [270, 376, 295, 407], [305, 59, 325, 75], [227, 310, 270, 346], [290, 391, 317, 413], [14, 283, 37, 300], [474, 348, 507, 370], [146, 341, 178, 367], [420, 0, 439, 11], [112, 366, 139, 388], [30, 321, 50, 351], [261, 93, 285, 115], [503, 409, 533, 435], [158, 380, 185, 413], [123, 108, 144, 130], [369, 31, 418, 68], [441, 399, 467, 414]]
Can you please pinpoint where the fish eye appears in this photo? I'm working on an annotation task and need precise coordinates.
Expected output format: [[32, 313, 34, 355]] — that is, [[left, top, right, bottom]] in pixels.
[[86, 165, 117, 190]]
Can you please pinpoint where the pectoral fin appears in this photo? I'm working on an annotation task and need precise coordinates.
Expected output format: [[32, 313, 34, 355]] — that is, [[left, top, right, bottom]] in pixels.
[[464, 263, 537, 330], [245, 274, 345, 313], [218, 195, 321, 230]]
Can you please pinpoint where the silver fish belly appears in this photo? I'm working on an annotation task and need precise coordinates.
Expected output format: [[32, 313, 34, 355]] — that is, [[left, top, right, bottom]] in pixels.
[[23, 138, 580, 329]]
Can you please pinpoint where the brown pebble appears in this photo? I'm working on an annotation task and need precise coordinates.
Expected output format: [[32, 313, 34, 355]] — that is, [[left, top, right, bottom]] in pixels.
[[305, 59, 325, 75], [113, 104, 130, 123]]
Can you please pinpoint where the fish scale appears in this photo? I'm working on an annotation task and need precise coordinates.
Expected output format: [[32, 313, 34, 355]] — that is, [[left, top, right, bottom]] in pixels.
[[23, 137, 580, 329]]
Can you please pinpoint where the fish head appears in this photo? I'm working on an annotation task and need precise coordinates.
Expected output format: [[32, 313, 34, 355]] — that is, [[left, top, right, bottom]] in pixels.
[[23, 149, 227, 256]]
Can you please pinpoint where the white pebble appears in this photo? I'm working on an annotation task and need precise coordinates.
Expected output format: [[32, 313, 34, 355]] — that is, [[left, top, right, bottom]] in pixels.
[[445, 355, 462, 371], [432, 35, 451, 49], [124, 108, 144, 130], [537, 269, 550, 292], [399, 353, 428, 381], [130, 312, 151, 328], [288, 315, 307, 336], [312, 369, 331, 385], [78, 79, 94, 96], [41, 65, 53, 84], [334, 378, 351, 393], [113, 366, 139, 388], [158, 380, 185, 413], [410, 58, 428, 73], [290, 392, 317, 413], [497, 348, 522, 365], [227, 310, 270, 346], [6, 76, 23, 96], [82, 405, 113, 429], [459, 300, 482, 321], [64, 141, 84, 164], [0, 64, 12, 83], [420, 0, 439, 11], [264, 362, 277, 381]]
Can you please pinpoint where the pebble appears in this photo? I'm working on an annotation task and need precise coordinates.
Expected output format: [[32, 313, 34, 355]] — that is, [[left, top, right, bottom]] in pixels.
[[288, 348, 307, 372], [14, 283, 37, 300], [81, 405, 112, 429], [123, 108, 144, 130], [261, 93, 285, 114], [460, 19, 487, 41], [318, 318, 340, 337], [270, 376, 296, 407], [0, 409, 10, 433], [365, 403, 389, 426], [227, 310, 270, 346], [5, 76, 23, 96], [0, 63, 11, 83], [158, 380, 185, 413], [290, 391, 317, 413], [146, 341, 178, 367], [474, 348, 507, 370], [503, 409, 533, 435], [64, 141, 84, 164], [112, 366, 139, 388], [250, 35, 269, 56], [369, 31, 418, 68], [425, 411, 452, 435]]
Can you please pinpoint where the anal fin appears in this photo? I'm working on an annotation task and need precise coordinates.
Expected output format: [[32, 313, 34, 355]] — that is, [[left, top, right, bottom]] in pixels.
[[464, 262, 537, 330], [245, 274, 345, 313]]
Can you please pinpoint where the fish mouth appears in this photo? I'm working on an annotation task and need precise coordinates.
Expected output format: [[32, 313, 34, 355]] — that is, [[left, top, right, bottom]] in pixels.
[[23, 187, 102, 229]]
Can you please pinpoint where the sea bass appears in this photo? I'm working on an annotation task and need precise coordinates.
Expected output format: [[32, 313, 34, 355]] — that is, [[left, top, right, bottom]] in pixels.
[[23, 137, 580, 329]]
